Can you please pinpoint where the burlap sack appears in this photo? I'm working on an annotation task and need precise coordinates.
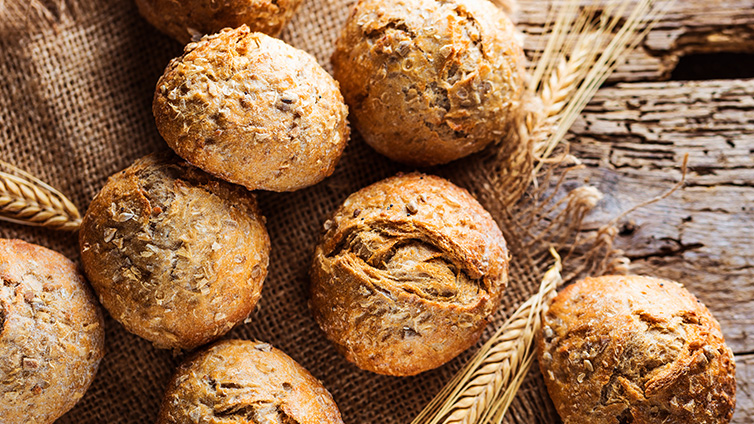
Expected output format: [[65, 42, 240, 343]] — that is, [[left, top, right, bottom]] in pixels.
[[0, 1, 616, 422]]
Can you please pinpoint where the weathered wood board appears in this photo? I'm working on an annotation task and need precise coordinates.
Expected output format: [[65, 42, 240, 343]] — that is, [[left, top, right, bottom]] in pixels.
[[517, 0, 754, 81], [566, 79, 754, 423], [736, 354, 754, 422], [511, 2, 754, 421]]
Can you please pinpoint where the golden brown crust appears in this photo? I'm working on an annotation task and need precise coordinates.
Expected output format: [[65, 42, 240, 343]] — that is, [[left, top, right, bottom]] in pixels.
[[79, 153, 270, 350], [537, 275, 736, 424], [154, 26, 350, 192], [331, 0, 524, 166], [310, 173, 508, 376], [136, 0, 303, 44], [156, 339, 344, 424], [0, 239, 105, 424]]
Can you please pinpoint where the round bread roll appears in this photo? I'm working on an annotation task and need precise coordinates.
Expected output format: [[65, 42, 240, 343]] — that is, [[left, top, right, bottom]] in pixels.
[[136, 0, 303, 44], [310, 173, 508, 376], [538, 275, 736, 424], [0, 239, 105, 424], [332, 0, 524, 166], [79, 153, 270, 350], [156, 339, 344, 424], [154, 26, 350, 192]]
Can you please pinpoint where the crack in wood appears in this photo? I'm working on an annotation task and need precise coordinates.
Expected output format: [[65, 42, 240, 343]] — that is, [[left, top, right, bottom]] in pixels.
[[518, 1, 754, 81], [626, 241, 705, 261]]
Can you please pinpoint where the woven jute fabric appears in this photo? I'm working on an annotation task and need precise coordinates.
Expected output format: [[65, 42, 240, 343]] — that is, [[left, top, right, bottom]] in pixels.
[[0, 1, 566, 422]]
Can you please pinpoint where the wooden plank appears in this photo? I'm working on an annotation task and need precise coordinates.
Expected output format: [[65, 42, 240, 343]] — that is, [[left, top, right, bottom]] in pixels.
[[555, 77, 754, 423], [734, 354, 754, 423], [565, 78, 754, 356], [516, 0, 754, 81]]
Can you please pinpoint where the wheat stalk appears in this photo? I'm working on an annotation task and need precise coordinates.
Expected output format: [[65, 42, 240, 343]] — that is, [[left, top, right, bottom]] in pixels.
[[412, 250, 562, 424], [530, 32, 598, 157], [0, 161, 82, 231], [530, 0, 675, 172], [496, 2, 620, 203]]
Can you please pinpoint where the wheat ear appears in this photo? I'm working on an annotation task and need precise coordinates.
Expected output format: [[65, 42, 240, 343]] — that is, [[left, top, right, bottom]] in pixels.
[[530, 32, 598, 157], [0, 161, 82, 231], [412, 250, 562, 424], [531, 0, 675, 172]]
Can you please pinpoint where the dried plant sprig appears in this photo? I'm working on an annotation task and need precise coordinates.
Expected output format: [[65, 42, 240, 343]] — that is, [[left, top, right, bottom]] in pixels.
[[0, 161, 82, 231], [563, 154, 689, 281], [530, 32, 599, 156], [531, 0, 676, 172], [493, 0, 672, 204], [412, 250, 562, 424]]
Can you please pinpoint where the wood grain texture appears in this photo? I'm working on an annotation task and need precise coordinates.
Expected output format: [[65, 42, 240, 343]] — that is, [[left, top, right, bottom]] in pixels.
[[517, 0, 754, 81], [564, 78, 754, 423], [734, 354, 754, 422], [513, 6, 754, 421]]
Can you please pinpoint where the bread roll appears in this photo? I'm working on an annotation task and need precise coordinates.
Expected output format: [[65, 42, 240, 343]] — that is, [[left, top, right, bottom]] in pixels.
[[154, 26, 350, 192], [537, 275, 736, 424], [0, 239, 105, 424], [79, 153, 270, 350], [136, 0, 303, 44], [156, 339, 344, 424], [332, 0, 524, 166], [310, 173, 508, 376]]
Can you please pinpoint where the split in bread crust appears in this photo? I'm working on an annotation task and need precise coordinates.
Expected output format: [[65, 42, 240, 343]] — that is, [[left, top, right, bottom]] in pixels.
[[311, 173, 508, 376], [332, 0, 524, 166], [0, 238, 105, 424], [136, 0, 303, 44], [538, 275, 736, 424], [156, 339, 344, 424], [154, 26, 350, 192], [79, 153, 270, 350]]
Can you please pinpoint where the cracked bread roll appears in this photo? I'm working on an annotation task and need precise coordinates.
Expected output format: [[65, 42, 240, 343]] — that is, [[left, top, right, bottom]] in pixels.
[[537, 275, 736, 424], [156, 339, 344, 424], [331, 0, 524, 166], [136, 0, 303, 44], [310, 173, 508, 376], [0, 239, 105, 424], [79, 153, 270, 350], [154, 26, 350, 192]]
